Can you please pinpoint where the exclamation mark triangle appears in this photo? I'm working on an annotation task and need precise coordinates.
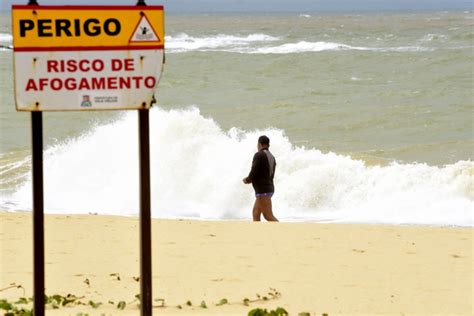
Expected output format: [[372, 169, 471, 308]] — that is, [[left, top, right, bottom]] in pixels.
[[129, 14, 160, 43]]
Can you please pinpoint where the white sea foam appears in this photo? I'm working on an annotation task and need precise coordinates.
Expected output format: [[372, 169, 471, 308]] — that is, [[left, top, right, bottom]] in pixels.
[[237, 41, 434, 54], [165, 33, 279, 53], [420, 33, 448, 42], [0, 32, 443, 54], [164, 36, 434, 54], [0, 33, 12, 42], [249, 41, 358, 53], [299, 14, 312, 18], [2, 107, 473, 227]]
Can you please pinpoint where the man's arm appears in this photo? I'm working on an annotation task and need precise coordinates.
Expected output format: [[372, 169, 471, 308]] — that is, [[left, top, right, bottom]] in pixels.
[[243, 153, 260, 184]]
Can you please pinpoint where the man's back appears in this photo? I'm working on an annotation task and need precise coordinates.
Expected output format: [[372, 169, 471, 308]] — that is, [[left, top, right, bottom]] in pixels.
[[248, 148, 276, 194]]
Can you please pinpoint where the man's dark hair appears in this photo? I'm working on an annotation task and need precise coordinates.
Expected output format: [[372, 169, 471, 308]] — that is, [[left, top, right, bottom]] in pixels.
[[258, 135, 270, 146]]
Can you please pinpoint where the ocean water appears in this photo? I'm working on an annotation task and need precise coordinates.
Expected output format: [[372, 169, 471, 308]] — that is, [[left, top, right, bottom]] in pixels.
[[0, 11, 473, 226]]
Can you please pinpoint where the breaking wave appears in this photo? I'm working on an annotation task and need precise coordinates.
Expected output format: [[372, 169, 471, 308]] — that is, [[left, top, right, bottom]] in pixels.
[[165, 33, 279, 53], [238, 41, 435, 54], [164, 35, 436, 54], [1, 107, 472, 227], [0, 31, 465, 54]]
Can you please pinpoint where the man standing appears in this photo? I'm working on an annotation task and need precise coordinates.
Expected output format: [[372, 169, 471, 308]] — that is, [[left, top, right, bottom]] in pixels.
[[243, 135, 279, 222]]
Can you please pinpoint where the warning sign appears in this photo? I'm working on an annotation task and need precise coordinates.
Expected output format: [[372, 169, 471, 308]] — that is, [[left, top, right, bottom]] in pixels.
[[130, 15, 161, 43], [11, 5, 165, 111]]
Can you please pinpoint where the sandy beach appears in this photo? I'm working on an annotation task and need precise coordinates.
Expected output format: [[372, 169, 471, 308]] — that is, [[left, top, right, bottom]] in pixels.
[[1, 1, 473, 315], [0, 212, 472, 315]]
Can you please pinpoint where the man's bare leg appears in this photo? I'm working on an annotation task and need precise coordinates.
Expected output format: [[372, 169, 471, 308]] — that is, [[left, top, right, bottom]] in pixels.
[[252, 199, 262, 221], [259, 196, 278, 222]]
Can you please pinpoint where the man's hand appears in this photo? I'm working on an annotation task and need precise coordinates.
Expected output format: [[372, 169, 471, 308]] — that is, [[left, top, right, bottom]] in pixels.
[[242, 177, 251, 184]]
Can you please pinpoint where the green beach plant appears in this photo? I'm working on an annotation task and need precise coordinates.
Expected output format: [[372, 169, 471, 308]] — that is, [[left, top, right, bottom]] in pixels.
[[243, 288, 281, 306], [216, 298, 228, 306], [0, 299, 14, 311], [109, 273, 121, 281], [88, 300, 102, 309], [0, 298, 33, 315], [14, 297, 29, 305], [1, 277, 287, 313], [0, 284, 25, 297], [116, 301, 126, 310], [247, 307, 288, 316]]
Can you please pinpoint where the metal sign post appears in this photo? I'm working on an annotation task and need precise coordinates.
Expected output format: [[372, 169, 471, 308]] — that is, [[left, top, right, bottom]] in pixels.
[[137, 2, 152, 314], [12, 0, 164, 314], [139, 108, 152, 315], [25, 0, 46, 312], [31, 111, 45, 316]]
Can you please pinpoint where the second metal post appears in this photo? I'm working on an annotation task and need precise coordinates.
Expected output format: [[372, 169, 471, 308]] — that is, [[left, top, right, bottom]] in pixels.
[[138, 109, 152, 315], [32, 111, 45, 316]]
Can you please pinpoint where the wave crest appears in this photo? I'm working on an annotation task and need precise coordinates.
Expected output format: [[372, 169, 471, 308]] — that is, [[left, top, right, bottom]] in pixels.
[[243, 41, 434, 54], [0, 31, 460, 54], [165, 33, 279, 53], [2, 107, 472, 226]]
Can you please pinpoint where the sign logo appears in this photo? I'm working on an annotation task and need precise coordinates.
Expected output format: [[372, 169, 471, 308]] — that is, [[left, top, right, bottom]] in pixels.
[[81, 95, 92, 107], [129, 14, 160, 43]]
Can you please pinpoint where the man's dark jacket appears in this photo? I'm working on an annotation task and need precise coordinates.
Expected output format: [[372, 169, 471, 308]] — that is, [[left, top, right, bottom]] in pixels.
[[247, 148, 276, 194]]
